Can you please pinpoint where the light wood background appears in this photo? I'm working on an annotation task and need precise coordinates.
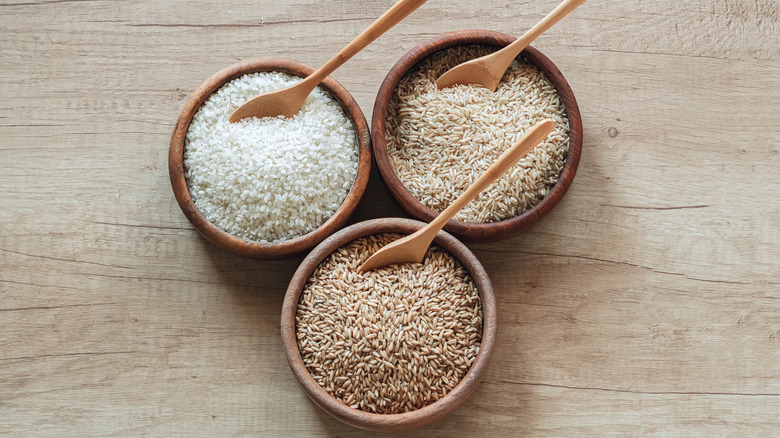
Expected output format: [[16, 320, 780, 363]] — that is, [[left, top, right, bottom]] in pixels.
[[1, 0, 778, 436]]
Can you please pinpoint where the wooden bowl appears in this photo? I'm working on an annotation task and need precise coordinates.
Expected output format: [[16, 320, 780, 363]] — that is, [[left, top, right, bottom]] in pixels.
[[169, 58, 372, 259], [280, 218, 497, 432], [372, 30, 583, 242]]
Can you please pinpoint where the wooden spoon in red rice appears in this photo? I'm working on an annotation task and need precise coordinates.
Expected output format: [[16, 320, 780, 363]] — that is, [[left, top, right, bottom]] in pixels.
[[357, 119, 554, 273], [435, 0, 586, 91]]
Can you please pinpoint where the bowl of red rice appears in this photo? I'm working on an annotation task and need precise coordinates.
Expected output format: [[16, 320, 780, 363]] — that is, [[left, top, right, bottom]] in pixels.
[[281, 218, 497, 431]]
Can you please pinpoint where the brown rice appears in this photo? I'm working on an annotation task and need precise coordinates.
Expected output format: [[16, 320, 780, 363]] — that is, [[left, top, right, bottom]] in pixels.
[[385, 45, 570, 223]]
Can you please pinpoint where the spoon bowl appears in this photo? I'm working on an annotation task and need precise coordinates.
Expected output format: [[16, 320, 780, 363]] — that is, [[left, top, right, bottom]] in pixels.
[[228, 76, 315, 122], [434, 55, 510, 91]]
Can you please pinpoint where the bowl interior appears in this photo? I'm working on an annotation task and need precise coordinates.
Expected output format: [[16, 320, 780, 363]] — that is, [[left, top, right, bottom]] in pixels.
[[371, 30, 582, 243], [169, 58, 371, 259], [280, 218, 497, 432]]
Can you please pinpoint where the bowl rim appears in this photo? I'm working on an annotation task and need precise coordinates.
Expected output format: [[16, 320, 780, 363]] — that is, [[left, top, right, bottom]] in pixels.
[[169, 58, 372, 259], [280, 218, 497, 432], [371, 30, 583, 242]]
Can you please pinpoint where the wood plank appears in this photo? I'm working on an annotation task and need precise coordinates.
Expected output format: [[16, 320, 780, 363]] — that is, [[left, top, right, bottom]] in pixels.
[[1, 0, 778, 435]]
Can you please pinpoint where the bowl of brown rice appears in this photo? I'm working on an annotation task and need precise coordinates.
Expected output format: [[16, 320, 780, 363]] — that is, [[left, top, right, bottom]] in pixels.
[[169, 58, 372, 259], [372, 30, 583, 242], [281, 218, 497, 432]]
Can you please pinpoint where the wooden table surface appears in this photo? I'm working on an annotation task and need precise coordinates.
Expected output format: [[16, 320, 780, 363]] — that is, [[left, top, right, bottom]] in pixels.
[[2, 0, 778, 435]]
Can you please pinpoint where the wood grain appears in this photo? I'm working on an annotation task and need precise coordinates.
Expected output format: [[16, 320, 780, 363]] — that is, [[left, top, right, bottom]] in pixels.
[[1, 0, 778, 436]]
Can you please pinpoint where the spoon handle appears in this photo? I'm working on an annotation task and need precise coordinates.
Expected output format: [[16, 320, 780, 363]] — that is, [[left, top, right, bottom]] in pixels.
[[306, 0, 428, 85], [495, 0, 587, 66], [425, 119, 555, 234]]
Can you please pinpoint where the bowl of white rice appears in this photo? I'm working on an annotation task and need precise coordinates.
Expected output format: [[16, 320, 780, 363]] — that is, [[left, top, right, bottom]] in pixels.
[[372, 30, 583, 242], [281, 218, 496, 431], [170, 58, 371, 258]]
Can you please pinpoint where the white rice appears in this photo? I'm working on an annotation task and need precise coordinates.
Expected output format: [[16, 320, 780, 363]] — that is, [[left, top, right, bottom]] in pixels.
[[184, 72, 358, 243], [385, 45, 570, 223]]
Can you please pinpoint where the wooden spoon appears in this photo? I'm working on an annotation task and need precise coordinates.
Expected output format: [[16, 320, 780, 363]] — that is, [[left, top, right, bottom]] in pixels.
[[229, 0, 427, 123], [435, 0, 586, 91], [357, 119, 555, 273]]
